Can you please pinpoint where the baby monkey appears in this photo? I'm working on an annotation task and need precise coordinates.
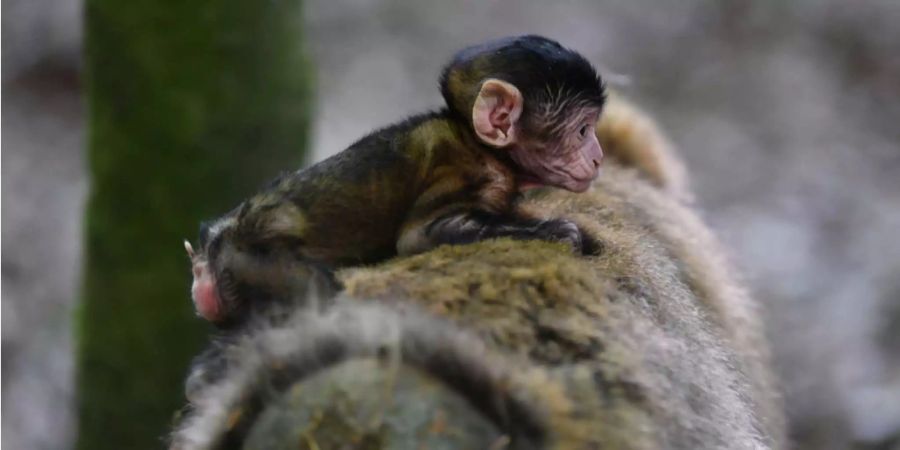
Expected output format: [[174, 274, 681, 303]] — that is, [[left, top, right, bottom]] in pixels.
[[187, 35, 606, 327]]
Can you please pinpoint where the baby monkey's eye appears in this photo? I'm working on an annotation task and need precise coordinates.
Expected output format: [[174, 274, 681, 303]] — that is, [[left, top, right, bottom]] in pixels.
[[579, 124, 590, 138]]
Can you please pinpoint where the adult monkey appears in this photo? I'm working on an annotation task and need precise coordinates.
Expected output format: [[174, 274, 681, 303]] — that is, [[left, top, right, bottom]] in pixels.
[[171, 93, 786, 450]]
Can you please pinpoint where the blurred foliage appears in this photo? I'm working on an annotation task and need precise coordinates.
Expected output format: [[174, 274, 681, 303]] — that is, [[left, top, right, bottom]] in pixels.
[[75, 0, 313, 448]]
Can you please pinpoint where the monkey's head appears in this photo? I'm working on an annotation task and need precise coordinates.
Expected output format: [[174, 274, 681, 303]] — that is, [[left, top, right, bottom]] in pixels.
[[185, 197, 337, 328], [441, 35, 606, 192]]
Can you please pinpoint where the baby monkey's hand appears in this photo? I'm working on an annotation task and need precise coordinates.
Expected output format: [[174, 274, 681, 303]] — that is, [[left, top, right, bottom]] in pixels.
[[537, 218, 600, 255]]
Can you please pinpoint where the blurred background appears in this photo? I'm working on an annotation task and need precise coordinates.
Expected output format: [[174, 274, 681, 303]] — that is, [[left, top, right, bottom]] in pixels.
[[3, 0, 899, 449]]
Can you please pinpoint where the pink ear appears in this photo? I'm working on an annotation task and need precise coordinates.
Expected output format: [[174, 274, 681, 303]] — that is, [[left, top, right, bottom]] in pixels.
[[471, 79, 523, 147]]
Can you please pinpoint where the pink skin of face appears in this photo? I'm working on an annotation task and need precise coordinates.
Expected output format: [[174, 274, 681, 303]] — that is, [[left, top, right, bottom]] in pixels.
[[510, 116, 604, 193], [191, 260, 222, 321]]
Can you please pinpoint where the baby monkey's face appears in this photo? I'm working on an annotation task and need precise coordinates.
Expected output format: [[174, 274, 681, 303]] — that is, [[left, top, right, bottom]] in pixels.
[[511, 107, 604, 193], [468, 77, 604, 193]]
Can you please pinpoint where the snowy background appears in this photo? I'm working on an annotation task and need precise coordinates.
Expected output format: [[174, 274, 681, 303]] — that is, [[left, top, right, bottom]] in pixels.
[[3, 1, 899, 448]]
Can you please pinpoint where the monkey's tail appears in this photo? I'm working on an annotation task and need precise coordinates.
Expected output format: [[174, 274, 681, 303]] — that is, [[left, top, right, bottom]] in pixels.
[[596, 93, 694, 204]]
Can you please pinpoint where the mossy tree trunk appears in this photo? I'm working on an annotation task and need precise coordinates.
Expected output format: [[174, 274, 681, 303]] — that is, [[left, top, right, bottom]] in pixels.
[[76, 1, 312, 448]]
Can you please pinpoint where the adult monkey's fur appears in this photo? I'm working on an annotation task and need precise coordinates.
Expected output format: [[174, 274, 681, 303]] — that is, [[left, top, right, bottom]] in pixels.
[[171, 94, 785, 450]]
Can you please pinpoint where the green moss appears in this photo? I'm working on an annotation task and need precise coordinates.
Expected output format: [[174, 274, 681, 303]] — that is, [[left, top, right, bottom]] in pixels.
[[76, 1, 312, 448]]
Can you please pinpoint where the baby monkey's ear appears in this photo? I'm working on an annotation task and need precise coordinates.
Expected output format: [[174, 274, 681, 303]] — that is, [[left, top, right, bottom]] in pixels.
[[471, 79, 523, 148]]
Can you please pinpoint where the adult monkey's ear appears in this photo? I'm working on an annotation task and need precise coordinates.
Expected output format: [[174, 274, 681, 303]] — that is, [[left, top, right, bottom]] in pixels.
[[472, 79, 523, 147]]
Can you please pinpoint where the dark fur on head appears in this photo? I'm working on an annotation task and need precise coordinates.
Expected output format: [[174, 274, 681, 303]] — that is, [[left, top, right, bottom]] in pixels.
[[440, 35, 606, 139]]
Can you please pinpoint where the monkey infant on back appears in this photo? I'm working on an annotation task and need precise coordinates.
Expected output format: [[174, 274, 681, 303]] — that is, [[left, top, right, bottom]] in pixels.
[[185, 35, 606, 328]]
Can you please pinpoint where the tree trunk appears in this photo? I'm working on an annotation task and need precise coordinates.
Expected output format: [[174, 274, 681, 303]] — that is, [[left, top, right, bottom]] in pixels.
[[76, 1, 312, 448]]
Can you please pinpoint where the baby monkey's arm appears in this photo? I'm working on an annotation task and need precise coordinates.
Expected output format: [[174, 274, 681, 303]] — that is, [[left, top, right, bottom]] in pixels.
[[397, 203, 589, 256]]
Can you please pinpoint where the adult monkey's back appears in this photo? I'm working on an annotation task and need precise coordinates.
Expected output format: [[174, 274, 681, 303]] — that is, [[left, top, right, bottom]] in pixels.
[[171, 95, 785, 450]]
